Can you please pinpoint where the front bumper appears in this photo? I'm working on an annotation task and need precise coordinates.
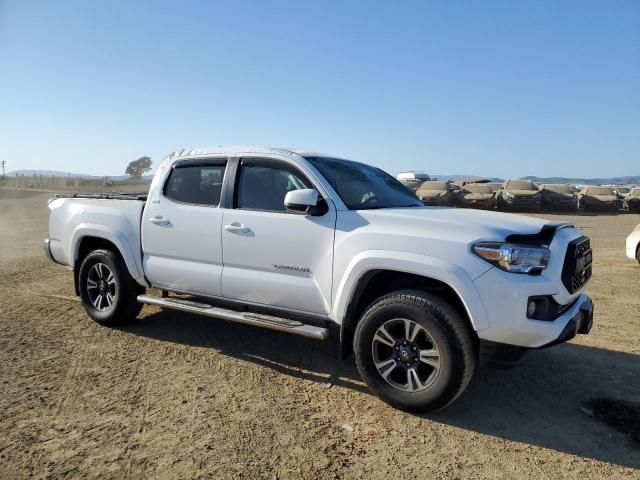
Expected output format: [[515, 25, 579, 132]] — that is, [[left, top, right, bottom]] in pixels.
[[501, 196, 541, 210], [545, 199, 578, 210], [539, 295, 593, 347], [480, 296, 594, 367], [473, 256, 593, 348], [461, 198, 496, 209]]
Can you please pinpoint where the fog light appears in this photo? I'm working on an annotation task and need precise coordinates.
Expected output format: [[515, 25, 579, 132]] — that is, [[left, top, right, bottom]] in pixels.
[[527, 300, 537, 317]]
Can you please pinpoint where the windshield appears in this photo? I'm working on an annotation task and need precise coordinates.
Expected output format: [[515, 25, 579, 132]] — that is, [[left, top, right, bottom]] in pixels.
[[585, 186, 615, 195], [306, 157, 423, 210], [505, 180, 537, 190], [542, 184, 573, 194], [629, 188, 640, 197], [465, 184, 493, 194]]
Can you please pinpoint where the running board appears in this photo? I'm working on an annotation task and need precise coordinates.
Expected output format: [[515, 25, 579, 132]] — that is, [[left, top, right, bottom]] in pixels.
[[137, 294, 328, 340]]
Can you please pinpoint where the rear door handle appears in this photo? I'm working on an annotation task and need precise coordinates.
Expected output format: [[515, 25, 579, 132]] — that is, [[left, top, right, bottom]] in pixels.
[[224, 223, 251, 234], [150, 216, 171, 226]]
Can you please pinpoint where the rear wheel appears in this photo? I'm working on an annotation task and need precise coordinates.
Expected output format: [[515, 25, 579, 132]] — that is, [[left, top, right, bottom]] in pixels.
[[78, 249, 144, 325], [353, 290, 476, 412]]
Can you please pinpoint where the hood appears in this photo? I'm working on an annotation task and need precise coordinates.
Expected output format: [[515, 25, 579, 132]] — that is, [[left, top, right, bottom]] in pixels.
[[417, 190, 449, 199], [356, 207, 548, 244], [505, 189, 539, 197]]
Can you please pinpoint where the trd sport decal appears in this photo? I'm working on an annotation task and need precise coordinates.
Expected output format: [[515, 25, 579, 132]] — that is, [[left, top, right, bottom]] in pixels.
[[273, 264, 311, 273]]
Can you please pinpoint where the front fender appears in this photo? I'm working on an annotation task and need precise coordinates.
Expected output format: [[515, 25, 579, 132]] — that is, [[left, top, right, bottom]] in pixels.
[[332, 250, 490, 331], [70, 224, 145, 283]]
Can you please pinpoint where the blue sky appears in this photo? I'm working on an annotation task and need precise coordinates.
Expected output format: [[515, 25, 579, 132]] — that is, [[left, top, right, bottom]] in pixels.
[[1, 0, 638, 178]]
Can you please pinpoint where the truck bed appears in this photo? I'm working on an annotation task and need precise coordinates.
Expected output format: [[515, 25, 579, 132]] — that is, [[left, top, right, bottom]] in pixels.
[[47, 194, 147, 284]]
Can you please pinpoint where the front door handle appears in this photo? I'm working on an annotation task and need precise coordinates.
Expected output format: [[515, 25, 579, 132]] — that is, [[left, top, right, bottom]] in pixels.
[[224, 223, 251, 234], [150, 216, 171, 226]]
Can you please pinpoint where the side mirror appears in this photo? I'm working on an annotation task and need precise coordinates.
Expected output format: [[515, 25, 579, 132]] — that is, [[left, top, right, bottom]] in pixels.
[[284, 189, 326, 216]]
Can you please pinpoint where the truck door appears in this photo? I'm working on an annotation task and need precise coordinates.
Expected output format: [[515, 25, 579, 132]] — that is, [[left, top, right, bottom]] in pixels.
[[141, 158, 227, 297], [221, 158, 336, 316]]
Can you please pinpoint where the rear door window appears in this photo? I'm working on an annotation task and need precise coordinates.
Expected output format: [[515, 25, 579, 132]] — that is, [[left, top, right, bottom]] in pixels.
[[164, 164, 226, 206]]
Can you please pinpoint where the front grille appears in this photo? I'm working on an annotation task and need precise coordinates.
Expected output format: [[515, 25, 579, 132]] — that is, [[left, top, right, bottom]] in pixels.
[[570, 264, 592, 292], [562, 237, 592, 293], [576, 238, 591, 256]]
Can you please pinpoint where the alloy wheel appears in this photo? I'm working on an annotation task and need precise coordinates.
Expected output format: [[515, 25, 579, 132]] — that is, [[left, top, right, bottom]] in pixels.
[[86, 262, 117, 311], [371, 318, 441, 392]]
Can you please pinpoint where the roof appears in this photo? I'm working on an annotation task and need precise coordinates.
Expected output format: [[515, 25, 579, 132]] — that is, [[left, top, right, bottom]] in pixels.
[[165, 146, 335, 160]]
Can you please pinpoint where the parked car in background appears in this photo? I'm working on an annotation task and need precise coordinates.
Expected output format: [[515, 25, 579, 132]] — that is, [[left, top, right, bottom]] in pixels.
[[456, 183, 497, 209], [497, 180, 541, 211], [626, 224, 640, 264], [624, 188, 640, 212], [415, 181, 455, 206], [397, 171, 431, 192], [578, 186, 618, 212], [452, 178, 491, 188], [539, 184, 578, 211]]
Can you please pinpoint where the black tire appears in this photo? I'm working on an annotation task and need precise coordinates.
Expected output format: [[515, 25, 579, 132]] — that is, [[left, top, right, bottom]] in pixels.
[[78, 249, 144, 326], [636, 245, 640, 265], [353, 290, 476, 412]]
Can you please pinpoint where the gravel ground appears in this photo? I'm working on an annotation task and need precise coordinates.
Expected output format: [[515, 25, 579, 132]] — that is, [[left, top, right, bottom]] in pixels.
[[1, 189, 639, 479]]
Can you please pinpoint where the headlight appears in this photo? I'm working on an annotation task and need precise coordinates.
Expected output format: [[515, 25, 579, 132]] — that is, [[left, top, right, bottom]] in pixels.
[[472, 242, 550, 274], [504, 192, 515, 198]]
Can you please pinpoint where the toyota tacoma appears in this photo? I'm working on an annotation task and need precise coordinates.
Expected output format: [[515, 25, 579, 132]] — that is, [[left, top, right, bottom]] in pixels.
[[44, 147, 594, 412]]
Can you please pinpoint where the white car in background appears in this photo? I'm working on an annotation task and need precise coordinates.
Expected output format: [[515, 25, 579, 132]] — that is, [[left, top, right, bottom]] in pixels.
[[626, 225, 640, 264], [397, 171, 431, 191]]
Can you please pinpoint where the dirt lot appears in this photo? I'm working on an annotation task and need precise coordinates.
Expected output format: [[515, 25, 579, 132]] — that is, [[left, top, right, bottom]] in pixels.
[[1, 188, 639, 479]]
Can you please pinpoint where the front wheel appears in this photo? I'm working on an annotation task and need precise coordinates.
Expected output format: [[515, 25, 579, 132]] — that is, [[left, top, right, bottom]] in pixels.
[[78, 249, 144, 326], [354, 290, 476, 412]]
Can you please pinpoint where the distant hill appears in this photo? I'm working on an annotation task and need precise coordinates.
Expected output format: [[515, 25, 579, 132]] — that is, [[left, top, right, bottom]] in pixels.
[[522, 175, 640, 185], [7, 170, 154, 181], [435, 174, 505, 183]]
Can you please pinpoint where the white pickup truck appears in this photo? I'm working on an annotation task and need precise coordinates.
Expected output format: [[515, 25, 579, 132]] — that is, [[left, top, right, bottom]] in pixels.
[[45, 147, 594, 411]]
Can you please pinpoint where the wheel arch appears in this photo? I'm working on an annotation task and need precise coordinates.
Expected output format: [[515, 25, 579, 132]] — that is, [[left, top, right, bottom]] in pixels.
[[71, 227, 147, 294], [333, 252, 488, 357]]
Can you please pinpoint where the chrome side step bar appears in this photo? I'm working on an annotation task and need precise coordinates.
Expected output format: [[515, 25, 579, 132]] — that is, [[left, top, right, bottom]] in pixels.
[[137, 294, 329, 340]]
